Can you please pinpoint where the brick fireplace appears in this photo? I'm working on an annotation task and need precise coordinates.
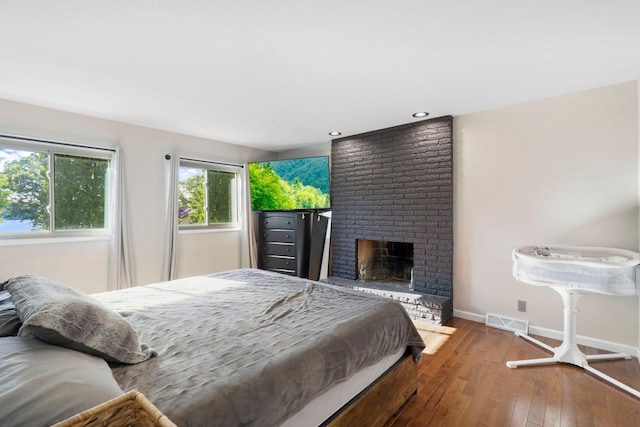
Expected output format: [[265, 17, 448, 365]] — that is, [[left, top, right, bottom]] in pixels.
[[329, 116, 453, 324]]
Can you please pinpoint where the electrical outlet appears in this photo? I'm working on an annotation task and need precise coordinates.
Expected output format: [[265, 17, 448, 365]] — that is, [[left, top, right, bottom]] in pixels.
[[517, 300, 527, 312]]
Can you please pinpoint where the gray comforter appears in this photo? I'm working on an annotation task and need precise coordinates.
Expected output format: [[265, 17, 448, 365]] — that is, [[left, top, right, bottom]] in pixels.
[[95, 269, 425, 427]]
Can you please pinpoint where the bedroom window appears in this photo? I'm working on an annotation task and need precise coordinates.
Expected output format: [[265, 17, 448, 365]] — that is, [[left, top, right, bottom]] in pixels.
[[0, 136, 112, 238], [178, 160, 240, 229]]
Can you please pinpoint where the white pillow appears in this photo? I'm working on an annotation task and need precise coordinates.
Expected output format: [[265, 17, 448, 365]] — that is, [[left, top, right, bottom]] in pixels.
[[0, 336, 124, 426]]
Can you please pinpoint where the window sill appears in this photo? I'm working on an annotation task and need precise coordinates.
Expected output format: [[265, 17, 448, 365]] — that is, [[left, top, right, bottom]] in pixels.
[[0, 235, 111, 247], [178, 227, 242, 235]]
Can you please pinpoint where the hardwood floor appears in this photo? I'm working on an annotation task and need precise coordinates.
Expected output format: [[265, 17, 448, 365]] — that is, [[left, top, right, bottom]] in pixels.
[[388, 318, 640, 427]]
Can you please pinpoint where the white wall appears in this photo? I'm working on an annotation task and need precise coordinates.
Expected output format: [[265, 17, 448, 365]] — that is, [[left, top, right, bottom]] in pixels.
[[0, 98, 273, 293], [454, 81, 640, 347], [276, 142, 331, 160]]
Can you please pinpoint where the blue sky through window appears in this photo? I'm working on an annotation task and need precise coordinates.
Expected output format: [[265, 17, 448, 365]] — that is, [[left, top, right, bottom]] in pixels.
[[0, 148, 33, 172]]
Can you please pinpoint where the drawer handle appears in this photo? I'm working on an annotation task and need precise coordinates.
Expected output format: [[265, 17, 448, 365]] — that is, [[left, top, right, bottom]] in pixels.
[[285, 234, 291, 238]]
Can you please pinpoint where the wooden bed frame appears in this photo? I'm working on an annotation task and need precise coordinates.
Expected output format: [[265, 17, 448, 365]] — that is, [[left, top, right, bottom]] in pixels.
[[325, 353, 418, 427]]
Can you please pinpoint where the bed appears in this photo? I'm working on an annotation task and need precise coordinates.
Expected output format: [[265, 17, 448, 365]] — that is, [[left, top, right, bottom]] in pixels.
[[0, 268, 425, 426]]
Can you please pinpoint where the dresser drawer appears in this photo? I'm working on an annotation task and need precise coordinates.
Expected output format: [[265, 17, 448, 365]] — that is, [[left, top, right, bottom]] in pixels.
[[262, 242, 296, 257], [260, 255, 296, 271], [261, 229, 296, 243], [265, 268, 297, 276], [260, 215, 296, 229]]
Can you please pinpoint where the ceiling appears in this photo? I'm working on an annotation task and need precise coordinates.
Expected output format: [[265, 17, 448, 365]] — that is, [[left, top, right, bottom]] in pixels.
[[1, 1, 640, 152]]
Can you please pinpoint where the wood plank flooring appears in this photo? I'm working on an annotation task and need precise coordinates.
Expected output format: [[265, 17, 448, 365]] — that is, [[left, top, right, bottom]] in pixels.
[[388, 318, 640, 427]]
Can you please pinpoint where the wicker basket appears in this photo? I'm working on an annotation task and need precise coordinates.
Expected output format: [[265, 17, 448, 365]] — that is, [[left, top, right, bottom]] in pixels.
[[52, 389, 177, 427]]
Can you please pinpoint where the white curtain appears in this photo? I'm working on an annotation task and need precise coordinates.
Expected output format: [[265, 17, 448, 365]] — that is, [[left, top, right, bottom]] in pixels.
[[162, 154, 179, 281], [241, 164, 258, 268], [108, 148, 135, 291]]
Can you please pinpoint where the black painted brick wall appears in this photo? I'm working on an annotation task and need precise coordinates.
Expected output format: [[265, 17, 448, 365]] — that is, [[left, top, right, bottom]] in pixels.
[[330, 116, 453, 297]]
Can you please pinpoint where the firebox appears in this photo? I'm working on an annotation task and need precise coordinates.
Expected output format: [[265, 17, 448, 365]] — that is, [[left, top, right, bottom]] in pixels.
[[357, 240, 414, 284]]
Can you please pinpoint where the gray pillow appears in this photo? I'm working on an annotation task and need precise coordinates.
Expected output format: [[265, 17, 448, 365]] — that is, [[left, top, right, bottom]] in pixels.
[[1, 275, 156, 364], [0, 291, 21, 337], [0, 336, 125, 426]]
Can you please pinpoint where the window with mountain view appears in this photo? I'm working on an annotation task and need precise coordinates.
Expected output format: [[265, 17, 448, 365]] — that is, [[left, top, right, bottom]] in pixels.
[[248, 156, 330, 211]]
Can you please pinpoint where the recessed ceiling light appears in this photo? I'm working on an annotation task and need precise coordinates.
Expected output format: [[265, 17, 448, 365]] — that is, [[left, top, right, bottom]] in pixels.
[[412, 112, 429, 118], [329, 131, 342, 136]]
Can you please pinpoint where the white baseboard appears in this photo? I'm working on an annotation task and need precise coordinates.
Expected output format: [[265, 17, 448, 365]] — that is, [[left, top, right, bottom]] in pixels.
[[453, 309, 638, 357], [453, 309, 485, 323]]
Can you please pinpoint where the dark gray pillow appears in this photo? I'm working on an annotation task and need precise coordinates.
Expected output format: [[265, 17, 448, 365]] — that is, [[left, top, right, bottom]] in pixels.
[[0, 336, 124, 426], [1, 275, 156, 364], [0, 291, 21, 337]]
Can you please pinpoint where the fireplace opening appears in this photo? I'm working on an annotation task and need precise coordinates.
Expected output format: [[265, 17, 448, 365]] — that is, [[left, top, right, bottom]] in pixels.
[[357, 240, 414, 284]]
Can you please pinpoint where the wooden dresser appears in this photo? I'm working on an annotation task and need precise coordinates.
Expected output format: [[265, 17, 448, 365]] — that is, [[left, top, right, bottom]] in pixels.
[[255, 211, 310, 277]]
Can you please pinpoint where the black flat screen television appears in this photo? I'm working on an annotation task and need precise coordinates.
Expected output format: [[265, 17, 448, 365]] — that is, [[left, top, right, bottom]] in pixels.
[[248, 156, 330, 211]]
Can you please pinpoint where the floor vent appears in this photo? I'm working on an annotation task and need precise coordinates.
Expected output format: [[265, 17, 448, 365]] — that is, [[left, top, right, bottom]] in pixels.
[[485, 313, 529, 334]]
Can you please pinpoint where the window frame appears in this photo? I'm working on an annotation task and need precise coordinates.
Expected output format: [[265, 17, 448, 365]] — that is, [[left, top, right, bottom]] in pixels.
[[0, 135, 114, 240], [178, 159, 242, 231]]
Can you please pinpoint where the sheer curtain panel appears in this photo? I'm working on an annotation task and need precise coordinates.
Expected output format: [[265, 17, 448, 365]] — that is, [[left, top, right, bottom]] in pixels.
[[108, 148, 135, 290], [162, 154, 179, 281], [242, 164, 257, 268]]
